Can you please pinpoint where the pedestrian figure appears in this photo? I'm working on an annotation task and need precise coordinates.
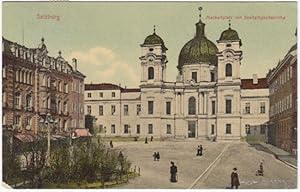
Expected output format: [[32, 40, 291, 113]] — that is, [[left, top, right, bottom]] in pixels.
[[145, 137, 148, 144], [150, 136, 154, 142], [170, 161, 178, 183], [156, 152, 160, 161], [196, 145, 203, 156], [256, 161, 264, 176], [231, 168, 240, 189], [153, 152, 157, 161], [110, 140, 113, 148]]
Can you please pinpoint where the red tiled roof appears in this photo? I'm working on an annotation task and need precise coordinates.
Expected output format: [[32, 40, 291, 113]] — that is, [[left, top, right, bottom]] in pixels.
[[85, 83, 121, 90], [241, 78, 268, 89], [74, 128, 92, 137], [85, 83, 140, 92]]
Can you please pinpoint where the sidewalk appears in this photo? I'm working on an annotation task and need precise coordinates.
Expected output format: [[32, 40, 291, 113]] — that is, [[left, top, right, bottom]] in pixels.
[[259, 142, 297, 168]]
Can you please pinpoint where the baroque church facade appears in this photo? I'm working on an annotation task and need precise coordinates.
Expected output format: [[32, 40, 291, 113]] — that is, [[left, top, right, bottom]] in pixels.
[[84, 11, 269, 140]]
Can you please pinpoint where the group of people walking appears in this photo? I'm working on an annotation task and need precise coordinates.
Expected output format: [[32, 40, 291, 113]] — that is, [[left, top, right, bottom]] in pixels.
[[153, 152, 160, 161]]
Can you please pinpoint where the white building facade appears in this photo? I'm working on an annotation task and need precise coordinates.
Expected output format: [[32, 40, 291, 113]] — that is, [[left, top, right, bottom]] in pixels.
[[84, 14, 269, 140]]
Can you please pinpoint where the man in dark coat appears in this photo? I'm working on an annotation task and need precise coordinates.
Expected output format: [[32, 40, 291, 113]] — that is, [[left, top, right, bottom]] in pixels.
[[231, 168, 240, 189], [150, 136, 154, 142], [153, 152, 157, 161], [145, 137, 148, 144], [196, 145, 203, 156], [170, 161, 178, 182], [156, 152, 160, 161], [110, 140, 113, 148]]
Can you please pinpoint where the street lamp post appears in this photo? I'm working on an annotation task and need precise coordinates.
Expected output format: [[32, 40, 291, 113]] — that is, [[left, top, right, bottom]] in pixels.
[[39, 113, 55, 166]]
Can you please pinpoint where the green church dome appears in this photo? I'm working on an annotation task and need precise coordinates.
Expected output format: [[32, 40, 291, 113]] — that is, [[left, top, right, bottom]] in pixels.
[[142, 28, 168, 50], [178, 20, 218, 70], [219, 28, 240, 41]]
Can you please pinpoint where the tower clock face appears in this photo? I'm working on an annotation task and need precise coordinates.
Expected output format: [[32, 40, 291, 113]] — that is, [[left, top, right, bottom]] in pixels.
[[225, 52, 233, 59], [148, 56, 154, 62]]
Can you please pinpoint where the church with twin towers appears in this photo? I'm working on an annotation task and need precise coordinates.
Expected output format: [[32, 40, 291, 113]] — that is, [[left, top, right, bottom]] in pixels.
[[84, 8, 269, 140]]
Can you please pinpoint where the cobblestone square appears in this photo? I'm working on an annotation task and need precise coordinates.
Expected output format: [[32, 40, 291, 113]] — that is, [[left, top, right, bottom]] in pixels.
[[114, 140, 297, 189]]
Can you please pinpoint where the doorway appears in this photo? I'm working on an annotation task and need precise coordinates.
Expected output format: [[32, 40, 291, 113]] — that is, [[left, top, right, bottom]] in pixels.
[[188, 121, 196, 138]]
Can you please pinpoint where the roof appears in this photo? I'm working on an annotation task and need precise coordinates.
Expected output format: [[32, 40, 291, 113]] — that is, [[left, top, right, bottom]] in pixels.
[[74, 129, 92, 137], [241, 78, 268, 89], [142, 32, 167, 50], [121, 88, 141, 93], [14, 132, 41, 143], [85, 83, 140, 92], [85, 83, 122, 90], [178, 19, 218, 70], [219, 27, 240, 42]]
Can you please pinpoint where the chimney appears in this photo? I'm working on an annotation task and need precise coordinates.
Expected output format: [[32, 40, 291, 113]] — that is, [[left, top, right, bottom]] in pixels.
[[72, 58, 77, 71], [253, 74, 258, 85]]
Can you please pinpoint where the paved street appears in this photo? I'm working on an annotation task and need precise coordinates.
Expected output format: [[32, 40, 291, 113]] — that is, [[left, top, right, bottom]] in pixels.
[[113, 140, 297, 189]]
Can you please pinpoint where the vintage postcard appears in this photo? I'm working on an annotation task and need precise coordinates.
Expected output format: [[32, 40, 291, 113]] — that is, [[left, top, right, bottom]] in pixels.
[[1, 1, 298, 189]]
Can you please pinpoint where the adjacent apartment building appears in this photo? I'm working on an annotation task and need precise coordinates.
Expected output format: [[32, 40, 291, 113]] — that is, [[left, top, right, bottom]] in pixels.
[[2, 37, 86, 138], [84, 11, 269, 140], [267, 40, 297, 155]]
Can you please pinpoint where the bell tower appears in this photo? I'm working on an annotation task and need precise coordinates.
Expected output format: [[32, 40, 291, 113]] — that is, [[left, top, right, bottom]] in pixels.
[[140, 26, 168, 85]]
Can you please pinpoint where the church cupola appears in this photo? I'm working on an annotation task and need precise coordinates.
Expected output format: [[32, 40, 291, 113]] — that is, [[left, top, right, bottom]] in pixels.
[[140, 26, 168, 85]]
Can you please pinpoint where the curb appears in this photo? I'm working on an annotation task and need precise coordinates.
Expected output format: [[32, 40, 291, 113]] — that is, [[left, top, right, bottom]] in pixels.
[[274, 155, 297, 169]]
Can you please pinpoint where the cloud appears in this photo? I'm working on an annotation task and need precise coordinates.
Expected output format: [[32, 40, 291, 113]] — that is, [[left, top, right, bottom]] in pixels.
[[68, 46, 140, 87]]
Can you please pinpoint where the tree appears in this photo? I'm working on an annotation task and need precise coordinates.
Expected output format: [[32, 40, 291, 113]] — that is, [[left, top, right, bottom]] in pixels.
[[21, 139, 47, 188], [48, 144, 72, 183], [2, 133, 21, 184]]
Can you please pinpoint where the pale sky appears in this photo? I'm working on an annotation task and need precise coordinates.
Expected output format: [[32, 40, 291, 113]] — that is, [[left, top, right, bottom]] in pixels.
[[3, 2, 297, 87]]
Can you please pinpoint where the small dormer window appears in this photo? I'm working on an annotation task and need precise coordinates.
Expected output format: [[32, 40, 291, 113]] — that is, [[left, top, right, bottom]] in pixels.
[[149, 48, 154, 51], [226, 44, 231, 47]]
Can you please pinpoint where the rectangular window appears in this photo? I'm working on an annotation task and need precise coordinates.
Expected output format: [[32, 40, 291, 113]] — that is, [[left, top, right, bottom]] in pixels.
[[99, 105, 103, 116], [124, 124, 129, 134], [64, 83, 68, 93], [99, 92, 103, 97], [111, 124, 115, 134], [112, 92, 115, 97], [87, 93, 91, 98], [260, 102, 266, 114], [211, 124, 215, 134], [99, 124, 103, 133], [226, 124, 231, 134], [87, 105, 91, 114], [124, 105, 129, 115], [111, 105, 116, 115], [166, 124, 171, 134], [166, 101, 171, 115], [260, 125, 266, 134], [192, 72, 197, 82], [148, 124, 153, 134], [245, 124, 251, 134], [13, 115, 20, 126], [136, 124, 140, 134], [210, 72, 215, 82], [245, 102, 250, 114], [137, 104, 141, 115], [211, 101, 216, 115], [225, 99, 232, 114], [148, 101, 154, 115]]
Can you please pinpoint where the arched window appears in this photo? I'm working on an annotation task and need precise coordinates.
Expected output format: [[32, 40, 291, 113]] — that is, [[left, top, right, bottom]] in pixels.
[[188, 97, 196, 115], [148, 67, 154, 80], [225, 63, 232, 77]]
